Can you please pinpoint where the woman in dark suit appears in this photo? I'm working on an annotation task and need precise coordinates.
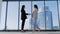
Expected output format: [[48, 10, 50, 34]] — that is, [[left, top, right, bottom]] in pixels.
[[21, 5, 30, 32]]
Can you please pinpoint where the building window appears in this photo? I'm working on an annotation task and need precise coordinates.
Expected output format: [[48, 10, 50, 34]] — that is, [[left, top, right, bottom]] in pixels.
[[45, 1, 59, 30], [1, 0, 60, 31], [7, 2, 18, 30], [0, 2, 6, 30]]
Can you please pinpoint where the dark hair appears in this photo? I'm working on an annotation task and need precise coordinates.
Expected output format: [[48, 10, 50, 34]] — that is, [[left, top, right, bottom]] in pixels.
[[21, 5, 25, 11], [34, 5, 38, 10]]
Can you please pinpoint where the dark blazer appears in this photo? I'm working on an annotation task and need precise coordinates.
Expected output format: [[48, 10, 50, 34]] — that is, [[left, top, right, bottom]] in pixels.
[[21, 9, 28, 20]]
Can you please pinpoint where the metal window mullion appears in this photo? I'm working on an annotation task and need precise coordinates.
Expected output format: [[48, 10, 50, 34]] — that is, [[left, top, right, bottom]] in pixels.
[[44, 0, 46, 30], [57, 0, 60, 30], [18, 1, 20, 30], [5, 1, 8, 30], [51, 11, 53, 30], [31, 0, 32, 30]]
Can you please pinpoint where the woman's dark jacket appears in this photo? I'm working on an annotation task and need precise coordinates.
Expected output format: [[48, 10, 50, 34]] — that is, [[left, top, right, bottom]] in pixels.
[[21, 9, 28, 20]]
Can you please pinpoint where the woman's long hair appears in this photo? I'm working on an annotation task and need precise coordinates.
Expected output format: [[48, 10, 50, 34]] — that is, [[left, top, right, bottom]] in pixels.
[[34, 5, 38, 10], [21, 5, 25, 11]]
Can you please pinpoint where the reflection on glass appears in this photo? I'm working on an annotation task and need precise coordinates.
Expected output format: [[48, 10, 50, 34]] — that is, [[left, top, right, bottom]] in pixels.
[[0, 2, 6, 30], [32, 1, 45, 30], [45, 6, 52, 30], [45, 1, 59, 30], [1, 1, 60, 30], [20, 1, 31, 30], [7, 2, 18, 30]]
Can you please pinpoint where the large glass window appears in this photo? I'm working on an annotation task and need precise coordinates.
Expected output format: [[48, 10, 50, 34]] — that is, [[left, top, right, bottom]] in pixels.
[[7, 2, 18, 30], [0, 2, 6, 30], [45, 1, 59, 30], [1, 0, 60, 31]]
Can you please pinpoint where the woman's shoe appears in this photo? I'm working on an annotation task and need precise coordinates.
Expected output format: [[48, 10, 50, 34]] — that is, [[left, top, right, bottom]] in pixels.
[[38, 28, 40, 32], [32, 30, 35, 32], [21, 30, 26, 32], [21, 30, 24, 32]]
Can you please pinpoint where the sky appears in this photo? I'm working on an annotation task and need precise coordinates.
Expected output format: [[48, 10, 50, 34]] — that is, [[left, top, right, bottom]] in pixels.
[[0, 1, 60, 30]]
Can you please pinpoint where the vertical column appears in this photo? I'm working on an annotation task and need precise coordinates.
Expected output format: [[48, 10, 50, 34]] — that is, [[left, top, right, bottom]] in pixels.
[[18, 1, 20, 30], [5, 1, 8, 30], [0, 0, 2, 23], [57, 0, 60, 30], [44, 0, 46, 30], [31, 0, 32, 30]]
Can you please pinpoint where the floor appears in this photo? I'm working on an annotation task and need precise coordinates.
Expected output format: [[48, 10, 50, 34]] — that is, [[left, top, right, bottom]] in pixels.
[[0, 32, 60, 34]]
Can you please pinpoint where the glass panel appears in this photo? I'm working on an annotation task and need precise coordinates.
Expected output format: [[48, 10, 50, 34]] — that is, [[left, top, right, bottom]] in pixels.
[[45, 1, 59, 30], [0, 2, 6, 30], [20, 1, 31, 30], [7, 2, 18, 30], [1, 1, 59, 31], [32, 1, 45, 30]]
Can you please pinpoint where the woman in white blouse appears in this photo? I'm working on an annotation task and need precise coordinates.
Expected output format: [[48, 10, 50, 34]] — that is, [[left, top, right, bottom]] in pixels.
[[31, 5, 40, 32]]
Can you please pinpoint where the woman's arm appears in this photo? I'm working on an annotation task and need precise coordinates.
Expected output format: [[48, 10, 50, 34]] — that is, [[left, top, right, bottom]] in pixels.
[[26, 13, 29, 15], [26, 12, 31, 15]]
